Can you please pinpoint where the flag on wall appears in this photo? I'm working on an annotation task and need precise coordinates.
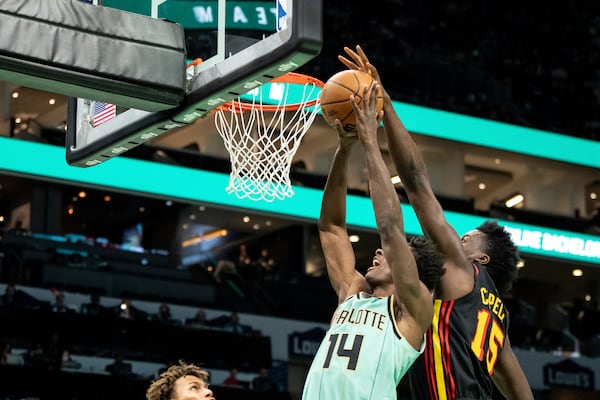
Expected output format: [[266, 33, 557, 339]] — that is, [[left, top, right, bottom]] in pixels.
[[92, 102, 116, 127]]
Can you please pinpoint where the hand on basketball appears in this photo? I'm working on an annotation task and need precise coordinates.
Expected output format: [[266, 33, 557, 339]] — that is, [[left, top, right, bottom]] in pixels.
[[339, 45, 390, 102], [333, 119, 358, 144], [351, 82, 384, 145]]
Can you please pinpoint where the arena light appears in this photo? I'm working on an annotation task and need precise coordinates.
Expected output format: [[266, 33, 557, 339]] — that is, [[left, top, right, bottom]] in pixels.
[[349, 235, 360, 243], [182, 229, 228, 248], [505, 193, 524, 208]]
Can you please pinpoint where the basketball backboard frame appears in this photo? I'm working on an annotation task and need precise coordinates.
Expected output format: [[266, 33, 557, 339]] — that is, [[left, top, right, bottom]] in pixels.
[[66, 0, 322, 167]]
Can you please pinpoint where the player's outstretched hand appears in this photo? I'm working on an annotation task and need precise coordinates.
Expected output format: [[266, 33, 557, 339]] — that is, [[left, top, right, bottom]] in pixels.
[[351, 82, 384, 146], [338, 45, 383, 89], [333, 119, 358, 146]]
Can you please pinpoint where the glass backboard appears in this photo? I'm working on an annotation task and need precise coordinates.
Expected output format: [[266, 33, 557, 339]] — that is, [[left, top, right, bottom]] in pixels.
[[66, 0, 322, 167]]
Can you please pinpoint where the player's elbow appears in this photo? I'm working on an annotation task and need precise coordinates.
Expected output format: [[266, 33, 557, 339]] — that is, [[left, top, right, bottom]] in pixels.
[[418, 305, 434, 330], [318, 218, 340, 233], [378, 216, 404, 241], [401, 167, 429, 193], [317, 218, 328, 232]]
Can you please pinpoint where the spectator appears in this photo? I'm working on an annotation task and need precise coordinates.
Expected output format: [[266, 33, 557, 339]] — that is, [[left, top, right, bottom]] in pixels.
[[61, 349, 82, 370], [152, 302, 179, 326], [115, 298, 146, 320], [51, 291, 73, 313], [80, 293, 106, 316], [237, 243, 252, 267], [254, 248, 278, 281], [252, 367, 277, 393], [0, 284, 42, 309], [7, 220, 30, 237], [1, 343, 11, 364], [185, 308, 209, 330], [1, 342, 23, 366], [0, 283, 17, 307], [105, 353, 133, 378], [223, 367, 242, 387], [223, 311, 248, 335], [236, 243, 256, 280]]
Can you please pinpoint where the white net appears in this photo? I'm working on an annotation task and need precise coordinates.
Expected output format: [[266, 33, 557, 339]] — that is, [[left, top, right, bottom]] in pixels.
[[215, 77, 321, 202]]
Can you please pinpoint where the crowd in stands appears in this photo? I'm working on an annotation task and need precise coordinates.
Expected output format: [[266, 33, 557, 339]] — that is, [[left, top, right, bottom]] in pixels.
[[300, 0, 600, 140], [2, 221, 600, 361], [1, 256, 600, 399], [214, 244, 280, 284], [505, 297, 600, 357], [2, 275, 600, 365], [0, 209, 599, 398], [12, 285, 260, 337], [0, 282, 285, 399]]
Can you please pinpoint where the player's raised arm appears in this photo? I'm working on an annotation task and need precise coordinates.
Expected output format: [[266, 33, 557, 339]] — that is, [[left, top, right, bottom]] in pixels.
[[341, 44, 472, 297], [492, 337, 535, 400], [353, 82, 433, 346], [318, 123, 369, 303]]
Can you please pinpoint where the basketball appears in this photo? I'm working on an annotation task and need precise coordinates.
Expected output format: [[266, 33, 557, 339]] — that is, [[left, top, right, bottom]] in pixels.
[[319, 70, 383, 134]]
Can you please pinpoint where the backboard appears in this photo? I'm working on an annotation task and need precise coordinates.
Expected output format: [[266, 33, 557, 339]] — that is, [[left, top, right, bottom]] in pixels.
[[66, 0, 322, 167]]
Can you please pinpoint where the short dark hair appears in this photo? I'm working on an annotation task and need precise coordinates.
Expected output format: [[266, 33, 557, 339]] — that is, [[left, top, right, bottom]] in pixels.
[[409, 235, 445, 291], [146, 360, 209, 400], [476, 220, 519, 295]]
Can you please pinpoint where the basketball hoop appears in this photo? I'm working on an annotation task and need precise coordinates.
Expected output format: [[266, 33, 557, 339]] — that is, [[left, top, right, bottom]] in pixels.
[[214, 72, 324, 202]]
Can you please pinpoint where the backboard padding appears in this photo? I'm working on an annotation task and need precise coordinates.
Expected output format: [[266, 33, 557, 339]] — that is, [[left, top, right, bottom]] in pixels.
[[0, 0, 186, 111]]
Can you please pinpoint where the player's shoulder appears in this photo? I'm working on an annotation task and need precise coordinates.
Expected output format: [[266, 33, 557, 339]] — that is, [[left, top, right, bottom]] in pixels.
[[438, 268, 475, 300]]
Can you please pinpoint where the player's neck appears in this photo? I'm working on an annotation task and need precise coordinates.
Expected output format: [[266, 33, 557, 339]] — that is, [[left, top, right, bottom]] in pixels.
[[372, 284, 394, 298]]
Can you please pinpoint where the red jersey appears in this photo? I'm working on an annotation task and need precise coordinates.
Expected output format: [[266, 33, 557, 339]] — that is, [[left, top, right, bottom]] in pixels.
[[409, 262, 509, 399]]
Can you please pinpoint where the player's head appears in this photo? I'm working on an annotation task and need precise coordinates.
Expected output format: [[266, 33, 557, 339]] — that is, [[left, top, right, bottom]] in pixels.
[[461, 220, 519, 295], [146, 360, 214, 400], [408, 235, 445, 291], [365, 236, 444, 291]]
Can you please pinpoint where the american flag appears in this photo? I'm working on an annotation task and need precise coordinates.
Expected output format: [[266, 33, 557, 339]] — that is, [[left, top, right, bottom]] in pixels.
[[92, 102, 117, 127]]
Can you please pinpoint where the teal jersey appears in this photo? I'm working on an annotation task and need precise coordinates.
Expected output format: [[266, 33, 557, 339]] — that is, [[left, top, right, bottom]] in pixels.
[[302, 292, 424, 400]]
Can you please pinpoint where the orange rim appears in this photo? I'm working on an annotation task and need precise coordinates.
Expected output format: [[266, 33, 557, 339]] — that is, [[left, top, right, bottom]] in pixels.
[[217, 72, 324, 113]]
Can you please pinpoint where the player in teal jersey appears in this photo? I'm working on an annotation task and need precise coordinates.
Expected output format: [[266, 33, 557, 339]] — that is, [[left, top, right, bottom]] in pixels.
[[302, 82, 445, 399], [339, 45, 534, 400]]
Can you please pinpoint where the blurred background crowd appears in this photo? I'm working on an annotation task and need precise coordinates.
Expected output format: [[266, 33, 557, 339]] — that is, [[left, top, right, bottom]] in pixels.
[[301, 0, 600, 140]]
